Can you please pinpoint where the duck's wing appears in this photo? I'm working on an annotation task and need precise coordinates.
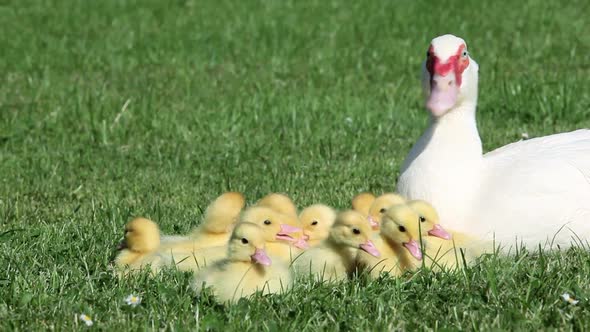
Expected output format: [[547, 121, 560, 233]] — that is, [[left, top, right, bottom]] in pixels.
[[477, 129, 590, 249]]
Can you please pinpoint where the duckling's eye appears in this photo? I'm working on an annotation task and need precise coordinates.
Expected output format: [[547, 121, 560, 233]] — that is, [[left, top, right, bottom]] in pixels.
[[352, 228, 361, 235], [241, 238, 248, 244], [263, 220, 271, 225], [311, 220, 318, 226], [379, 208, 387, 214], [398, 225, 406, 232], [419, 216, 426, 223]]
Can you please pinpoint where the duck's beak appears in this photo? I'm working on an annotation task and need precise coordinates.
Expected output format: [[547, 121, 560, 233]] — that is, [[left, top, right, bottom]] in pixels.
[[428, 224, 452, 240], [403, 240, 423, 260], [367, 215, 379, 229], [251, 248, 272, 266], [293, 237, 309, 250], [276, 224, 301, 241], [426, 74, 459, 116], [359, 240, 380, 257]]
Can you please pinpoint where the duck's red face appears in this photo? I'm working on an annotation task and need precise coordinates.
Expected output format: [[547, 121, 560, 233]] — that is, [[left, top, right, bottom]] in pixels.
[[425, 40, 470, 116]]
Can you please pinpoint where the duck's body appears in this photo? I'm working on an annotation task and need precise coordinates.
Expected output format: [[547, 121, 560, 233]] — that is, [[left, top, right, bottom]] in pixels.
[[114, 218, 168, 274], [422, 232, 489, 270], [357, 233, 415, 278], [293, 210, 380, 282], [356, 205, 422, 278], [257, 193, 299, 218], [194, 260, 292, 303], [397, 34, 590, 251], [193, 222, 292, 304], [351, 192, 376, 216], [294, 240, 356, 282]]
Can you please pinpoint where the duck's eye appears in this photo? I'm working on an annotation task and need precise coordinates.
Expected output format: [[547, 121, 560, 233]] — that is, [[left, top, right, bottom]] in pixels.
[[379, 208, 387, 214], [462, 50, 468, 57], [398, 226, 406, 232], [311, 220, 318, 226], [426, 51, 431, 57], [419, 216, 426, 223], [263, 220, 271, 225], [241, 238, 248, 244], [352, 228, 361, 235]]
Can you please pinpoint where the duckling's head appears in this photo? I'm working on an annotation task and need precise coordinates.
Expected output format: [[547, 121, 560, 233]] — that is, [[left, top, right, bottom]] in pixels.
[[256, 193, 298, 218], [227, 222, 271, 266], [380, 205, 423, 260], [329, 210, 380, 257], [240, 206, 307, 248], [351, 192, 376, 216], [202, 192, 246, 233], [299, 204, 337, 242], [407, 200, 451, 240], [120, 218, 161, 253], [367, 193, 407, 230]]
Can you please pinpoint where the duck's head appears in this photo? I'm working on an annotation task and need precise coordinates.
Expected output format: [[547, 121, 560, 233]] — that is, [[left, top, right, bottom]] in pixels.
[[120, 218, 161, 253], [202, 192, 246, 233], [240, 206, 307, 248], [407, 200, 452, 240], [227, 222, 272, 266], [367, 193, 406, 230], [351, 192, 376, 216], [256, 193, 298, 218], [329, 210, 380, 257], [380, 205, 423, 260], [422, 34, 479, 117], [299, 204, 337, 242]]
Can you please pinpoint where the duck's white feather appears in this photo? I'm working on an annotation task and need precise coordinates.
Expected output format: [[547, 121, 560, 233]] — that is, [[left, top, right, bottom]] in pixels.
[[397, 35, 590, 251]]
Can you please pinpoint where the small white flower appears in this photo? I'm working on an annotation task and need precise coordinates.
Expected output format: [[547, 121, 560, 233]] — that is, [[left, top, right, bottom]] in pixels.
[[125, 294, 141, 307], [344, 117, 353, 124], [79, 313, 93, 326], [521, 132, 529, 139], [561, 293, 579, 305]]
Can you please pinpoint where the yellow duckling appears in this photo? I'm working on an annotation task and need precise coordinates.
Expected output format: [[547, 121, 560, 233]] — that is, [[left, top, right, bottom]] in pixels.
[[189, 192, 246, 245], [299, 204, 337, 247], [406, 200, 487, 269], [193, 222, 293, 304], [114, 218, 164, 273], [293, 210, 380, 282], [256, 193, 298, 218], [241, 206, 308, 263], [367, 193, 406, 230], [357, 204, 423, 278], [351, 192, 376, 216], [158, 192, 246, 252]]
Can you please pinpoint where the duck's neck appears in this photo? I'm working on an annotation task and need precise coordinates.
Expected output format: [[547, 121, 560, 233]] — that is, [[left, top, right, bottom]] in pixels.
[[406, 102, 483, 169], [430, 102, 482, 156]]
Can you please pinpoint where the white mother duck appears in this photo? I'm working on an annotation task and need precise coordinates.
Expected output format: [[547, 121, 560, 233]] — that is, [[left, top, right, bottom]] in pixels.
[[397, 34, 590, 250]]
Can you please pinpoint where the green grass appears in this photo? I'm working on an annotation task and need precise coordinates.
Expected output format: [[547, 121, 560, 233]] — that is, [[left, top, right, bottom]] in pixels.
[[1, 0, 590, 330]]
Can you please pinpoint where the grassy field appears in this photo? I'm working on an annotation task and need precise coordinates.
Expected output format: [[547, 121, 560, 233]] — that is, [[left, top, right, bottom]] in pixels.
[[1, 0, 590, 330]]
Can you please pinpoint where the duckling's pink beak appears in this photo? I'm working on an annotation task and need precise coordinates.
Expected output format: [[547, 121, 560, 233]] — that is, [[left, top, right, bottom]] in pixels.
[[276, 224, 301, 242], [367, 216, 379, 229], [359, 240, 380, 257], [428, 224, 452, 240], [251, 248, 272, 266], [293, 237, 309, 250], [403, 240, 423, 260]]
